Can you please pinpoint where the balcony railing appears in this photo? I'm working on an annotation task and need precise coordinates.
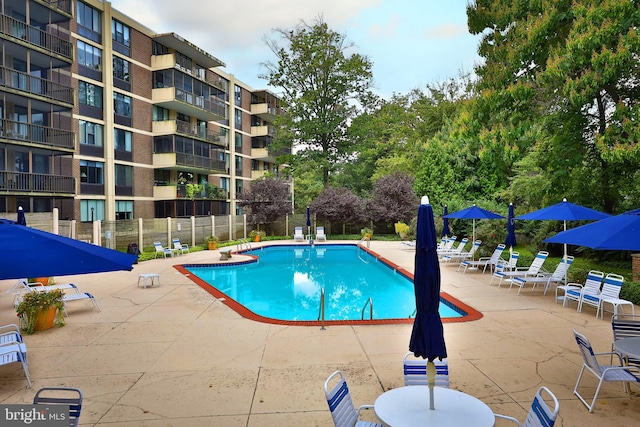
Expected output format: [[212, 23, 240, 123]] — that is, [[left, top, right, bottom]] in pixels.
[[174, 88, 226, 119], [38, 0, 73, 15], [174, 119, 226, 145], [0, 14, 73, 60], [174, 153, 226, 172], [1, 119, 74, 150], [0, 67, 74, 105], [0, 171, 75, 194], [176, 183, 229, 200]]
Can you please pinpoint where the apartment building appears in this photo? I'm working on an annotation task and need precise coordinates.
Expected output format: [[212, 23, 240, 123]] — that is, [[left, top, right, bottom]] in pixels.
[[0, 0, 286, 222]]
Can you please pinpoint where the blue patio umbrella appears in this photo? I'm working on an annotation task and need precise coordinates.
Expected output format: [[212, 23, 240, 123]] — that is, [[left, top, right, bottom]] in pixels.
[[409, 196, 447, 410], [0, 219, 137, 280], [443, 204, 504, 243], [442, 205, 451, 238], [544, 208, 640, 251], [17, 206, 26, 226], [505, 203, 517, 249]]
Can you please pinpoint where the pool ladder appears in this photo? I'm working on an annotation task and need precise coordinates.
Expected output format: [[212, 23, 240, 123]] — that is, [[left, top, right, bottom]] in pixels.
[[357, 243, 371, 264], [237, 238, 252, 251], [318, 288, 326, 330], [361, 297, 373, 320], [359, 236, 370, 248]]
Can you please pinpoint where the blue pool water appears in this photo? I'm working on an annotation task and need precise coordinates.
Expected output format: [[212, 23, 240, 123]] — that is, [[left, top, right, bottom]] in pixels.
[[186, 244, 464, 322]]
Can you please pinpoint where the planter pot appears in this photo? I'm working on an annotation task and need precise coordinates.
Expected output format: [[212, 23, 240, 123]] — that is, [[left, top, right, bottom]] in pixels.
[[207, 241, 217, 250], [254, 235, 261, 242], [33, 277, 50, 286], [33, 306, 58, 331]]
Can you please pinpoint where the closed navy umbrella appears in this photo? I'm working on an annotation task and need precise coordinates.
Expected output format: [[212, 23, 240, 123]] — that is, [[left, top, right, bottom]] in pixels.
[[442, 205, 451, 238], [505, 203, 517, 249], [0, 219, 137, 279], [544, 208, 640, 251], [17, 206, 26, 226], [306, 206, 311, 238], [409, 196, 447, 410]]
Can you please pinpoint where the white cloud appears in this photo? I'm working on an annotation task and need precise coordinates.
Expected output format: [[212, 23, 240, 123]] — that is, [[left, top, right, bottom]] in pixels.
[[424, 22, 469, 40]]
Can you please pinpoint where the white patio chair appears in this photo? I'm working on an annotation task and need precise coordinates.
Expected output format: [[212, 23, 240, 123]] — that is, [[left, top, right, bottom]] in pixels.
[[491, 251, 548, 287], [316, 226, 327, 242], [172, 238, 189, 255], [403, 352, 449, 388], [557, 270, 604, 307], [324, 370, 382, 427], [0, 340, 31, 388], [459, 243, 505, 274], [494, 386, 559, 426], [599, 273, 634, 319], [611, 313, 640, 366], [154, 241, 173, 258], [294, 227, 304, 242], [573, 329, 640, 412], [510, 256, 574, 295]]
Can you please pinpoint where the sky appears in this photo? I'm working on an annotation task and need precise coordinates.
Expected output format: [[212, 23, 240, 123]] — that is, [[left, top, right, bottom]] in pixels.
[[109, 0, 483, 99]]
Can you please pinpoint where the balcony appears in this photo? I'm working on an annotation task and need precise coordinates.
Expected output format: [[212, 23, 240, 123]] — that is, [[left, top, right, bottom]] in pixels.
[[1, 118, 74, 151], [251, 147, 271, 161], [153, 87, 226, 122], [250, 125, 275, 137], [153, 152, 227, 173], [0, 67, 74, 107], [152, 119, 227, 146], [251, 170, 268, 180], [36, 0, 73, 15], [0, 14, 73, 62], [250, 103, 279, 121], [0, 171, 74, 195], [153, 183, 228, 200]]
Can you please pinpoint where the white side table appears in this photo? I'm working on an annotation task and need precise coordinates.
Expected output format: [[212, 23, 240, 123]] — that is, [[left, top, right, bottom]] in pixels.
[[137, 273, 160, 289]]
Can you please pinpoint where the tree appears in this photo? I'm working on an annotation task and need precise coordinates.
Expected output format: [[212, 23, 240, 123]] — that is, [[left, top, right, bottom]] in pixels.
[[369, 172, 418, 223], [238, 178, 292, 229], [467, 0, 640, 213], [309, 187, 362, 232], [261, 17, 377, 188]]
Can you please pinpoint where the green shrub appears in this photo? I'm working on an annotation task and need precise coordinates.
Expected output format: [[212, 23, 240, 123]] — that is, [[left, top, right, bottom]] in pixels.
[[620, 282, 640, 306], [568, 267, 588, 285]]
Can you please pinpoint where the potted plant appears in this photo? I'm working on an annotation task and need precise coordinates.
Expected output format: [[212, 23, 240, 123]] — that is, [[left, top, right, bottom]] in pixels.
[[16, 289, 65, 334], [394, 222, 410, 240], [361, 227, 373, 240], [206, 235, 219, 250], [249, 230, 266, 242]]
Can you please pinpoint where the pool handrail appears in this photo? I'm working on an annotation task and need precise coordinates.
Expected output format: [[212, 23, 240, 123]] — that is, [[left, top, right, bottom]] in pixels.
[[318, 287, 326, 330], [361, 297, 373, 320]]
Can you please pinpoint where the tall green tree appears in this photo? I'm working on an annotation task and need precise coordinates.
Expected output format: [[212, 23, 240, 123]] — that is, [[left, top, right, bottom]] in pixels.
[[261, 17, 377, 188], [468, 0, 640, 213]]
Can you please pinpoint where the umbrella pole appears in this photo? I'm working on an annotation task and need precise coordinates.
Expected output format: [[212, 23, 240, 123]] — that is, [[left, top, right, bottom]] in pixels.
[[563, 220, 568, 284], [427, 360, 436, 410]]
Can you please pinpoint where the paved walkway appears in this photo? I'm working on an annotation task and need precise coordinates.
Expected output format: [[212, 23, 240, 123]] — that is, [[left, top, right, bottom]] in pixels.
[[1, 241, 639, 426]]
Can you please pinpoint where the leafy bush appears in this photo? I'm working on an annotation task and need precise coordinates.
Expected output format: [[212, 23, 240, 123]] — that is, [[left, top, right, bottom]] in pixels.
[[620, 282, 640, 306]]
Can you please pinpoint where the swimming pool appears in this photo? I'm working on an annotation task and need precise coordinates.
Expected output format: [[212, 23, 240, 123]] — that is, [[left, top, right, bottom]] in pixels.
[[178, 244, 482, 326]]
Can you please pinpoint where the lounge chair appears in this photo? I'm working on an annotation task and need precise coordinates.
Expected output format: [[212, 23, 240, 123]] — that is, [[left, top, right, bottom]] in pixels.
[[560, 270, 604, 309], [436, 236, 457, 254], [316, 226, 327, 242], [510, 255, 574, 295], [294, 227, 304, 242], [442, 240, 481, 263], [459, 243, 505, 274], [7, 279, 81, 305], [438, 238, 468, 259], [573, 329, 640, 412], [172, 238, 189, 255], [13, 288, 101, 316], [403, 352, 449, 388], [154, 241, 173, 258], [33, 387, 83, 427], [494, 386, 559, 426], [488, 251, 520, 285], [490, 251, 548, 287], [323, 370, 382, 427]]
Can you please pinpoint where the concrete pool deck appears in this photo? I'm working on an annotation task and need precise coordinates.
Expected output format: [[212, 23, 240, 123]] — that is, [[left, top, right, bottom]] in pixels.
[[1, 240, 639, 426]]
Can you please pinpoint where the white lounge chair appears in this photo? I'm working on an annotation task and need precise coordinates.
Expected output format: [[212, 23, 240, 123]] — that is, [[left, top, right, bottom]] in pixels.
[[172, 238, 189, 255], [490, 251, 548, 287], [510, 255, 574, 295], [488, 251, 520, 285], [459, 243, 505, 274], [294, 227, 304, 242], [7, 279, 81, 305], [442, 240, 481, 263], [316, 226, 327, 242], [438, 238, 468, 259], [436, 236, 457, 254], [154, 241, 173, 258]]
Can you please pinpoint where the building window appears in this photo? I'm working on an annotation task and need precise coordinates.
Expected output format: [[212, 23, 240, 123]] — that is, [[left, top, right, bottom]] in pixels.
[[113, 93, 131, 117], [79, 120, 103, 146], [78, 81, 103, 108], [115, 200, 133, 220], [115, 164, 133, 186], [235, 155, 243, 173], [80, 160, 103, 184], [111, 19, 130, 56], [113, 56, 130, 82], [77, 40, 102, 70], [235, 109, 242, 128], [80, 199, 104, 222], [235, 179, 243, 195], [235, 132, 242, 149], [77, 2, 102, 43], [114, 128, 132, 152], [153, 106, 170, 121], [152, 41, 169, 56], [235, 85, 242, 104]]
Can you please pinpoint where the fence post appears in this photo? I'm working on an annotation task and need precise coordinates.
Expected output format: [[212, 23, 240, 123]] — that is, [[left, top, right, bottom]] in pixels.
[[70, 219, 76, 239], [285, 214, 289, 237], [138, 218, 144, 251], [167, 217, 172, 245], [243, 214, 247, 239], [52, 207, 59, 235], [211, 215, 215, 243], [191, 216, 196, 247], [92, 220, 101, 246]]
